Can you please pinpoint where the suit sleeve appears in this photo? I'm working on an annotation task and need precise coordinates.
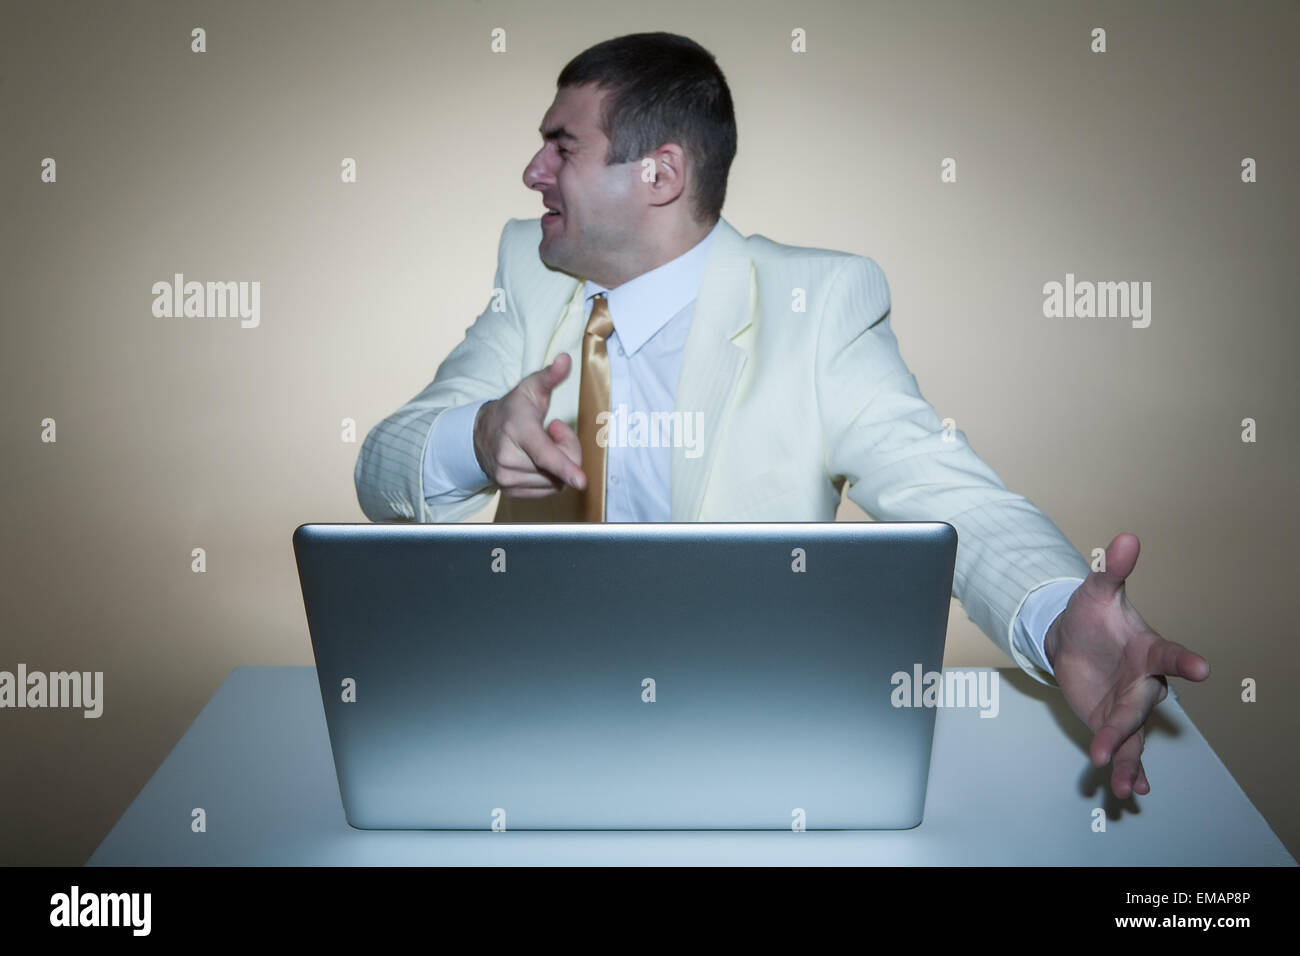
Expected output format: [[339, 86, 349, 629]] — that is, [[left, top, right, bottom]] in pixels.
[[353, 220, 525, 522], [814, 255, 1091, 685]]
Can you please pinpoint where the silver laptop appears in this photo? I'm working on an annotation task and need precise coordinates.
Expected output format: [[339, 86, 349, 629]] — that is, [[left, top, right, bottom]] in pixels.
[[293, 521, 957, 829]]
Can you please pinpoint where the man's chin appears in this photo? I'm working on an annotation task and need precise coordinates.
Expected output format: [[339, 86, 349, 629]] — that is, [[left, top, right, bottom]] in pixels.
[[538, 240, 579, 277]]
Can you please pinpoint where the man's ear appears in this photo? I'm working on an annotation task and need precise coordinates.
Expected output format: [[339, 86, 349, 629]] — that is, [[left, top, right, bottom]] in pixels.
[[645, 143, 687, 207]]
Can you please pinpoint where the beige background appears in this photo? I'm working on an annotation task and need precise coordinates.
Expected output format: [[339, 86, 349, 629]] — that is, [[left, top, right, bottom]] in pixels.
[[1, 0, 1296, 864]]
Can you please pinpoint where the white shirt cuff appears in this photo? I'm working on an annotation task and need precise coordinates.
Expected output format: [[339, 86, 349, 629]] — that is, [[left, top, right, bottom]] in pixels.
[[1011, 578, 1084, 677], [423, 399, 492, 502]]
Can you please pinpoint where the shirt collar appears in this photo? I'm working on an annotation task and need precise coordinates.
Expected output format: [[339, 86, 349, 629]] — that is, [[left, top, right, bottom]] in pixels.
[[583, 218, 722, 356]]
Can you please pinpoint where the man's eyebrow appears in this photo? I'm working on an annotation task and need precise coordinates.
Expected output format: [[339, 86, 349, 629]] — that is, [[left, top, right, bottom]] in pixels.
[[539, 125, 579, 144]]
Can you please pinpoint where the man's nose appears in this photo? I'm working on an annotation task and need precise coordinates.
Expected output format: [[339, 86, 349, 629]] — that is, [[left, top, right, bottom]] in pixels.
[[523, 148, 551, 189]]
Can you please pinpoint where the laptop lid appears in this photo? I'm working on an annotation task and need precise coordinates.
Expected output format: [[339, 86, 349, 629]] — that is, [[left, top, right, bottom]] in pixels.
[[293, 521, 957, 829]]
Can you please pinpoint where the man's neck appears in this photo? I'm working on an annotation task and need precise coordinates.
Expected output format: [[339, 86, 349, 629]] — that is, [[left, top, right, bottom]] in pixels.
[[597, 218, 716, 289]]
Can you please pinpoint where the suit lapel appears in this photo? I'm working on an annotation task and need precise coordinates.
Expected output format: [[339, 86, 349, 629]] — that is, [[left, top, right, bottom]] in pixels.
[[495, 273, 587, 523], [541, 278, 590, 370], [670, 218, 756, 521]]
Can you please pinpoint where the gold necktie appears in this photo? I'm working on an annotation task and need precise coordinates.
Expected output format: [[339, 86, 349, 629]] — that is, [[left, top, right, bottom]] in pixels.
[[577, 293, 615, 521]]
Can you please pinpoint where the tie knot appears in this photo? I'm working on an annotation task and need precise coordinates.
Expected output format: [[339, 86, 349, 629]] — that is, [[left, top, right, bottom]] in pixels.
[[585, 293, 615, 340]]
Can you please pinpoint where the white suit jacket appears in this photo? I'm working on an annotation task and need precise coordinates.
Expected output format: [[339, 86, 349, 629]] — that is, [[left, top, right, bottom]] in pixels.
[[354, 216, 1091, 685]]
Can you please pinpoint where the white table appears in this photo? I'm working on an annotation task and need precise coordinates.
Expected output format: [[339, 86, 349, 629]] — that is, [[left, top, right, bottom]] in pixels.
[[87, 666, 1296, 865]]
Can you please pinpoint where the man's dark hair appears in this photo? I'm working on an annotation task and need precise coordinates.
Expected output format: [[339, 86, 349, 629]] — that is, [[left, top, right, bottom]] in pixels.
[[557, 32, 737, 225]]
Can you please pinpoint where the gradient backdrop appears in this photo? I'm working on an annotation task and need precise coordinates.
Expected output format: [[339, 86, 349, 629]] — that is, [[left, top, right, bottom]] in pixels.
[[1, 0, 1297, 864]]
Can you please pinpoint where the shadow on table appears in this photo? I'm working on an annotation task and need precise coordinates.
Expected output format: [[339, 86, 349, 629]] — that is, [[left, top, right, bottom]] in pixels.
[[1000, 667, 1184, 823]]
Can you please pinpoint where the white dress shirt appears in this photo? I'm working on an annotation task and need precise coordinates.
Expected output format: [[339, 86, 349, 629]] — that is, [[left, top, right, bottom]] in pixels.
[[421, 221, 1082, 675]]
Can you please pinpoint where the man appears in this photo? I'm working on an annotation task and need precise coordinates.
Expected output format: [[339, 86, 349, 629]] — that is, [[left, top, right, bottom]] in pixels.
[[355, 32, 1209, 800]]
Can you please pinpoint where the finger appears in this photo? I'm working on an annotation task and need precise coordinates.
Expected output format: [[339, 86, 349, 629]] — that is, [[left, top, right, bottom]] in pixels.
[[497, 460, 567, 495], [494, 433, 568, 476], [518, 426, 585, 489], [547, 418, 584, 467], [1134, 760, 1151, 796], [1089, 680, 1163, 766], [501, 482, 565, 499], [1110, 731, 1145, 800], [493, 441, 547, 474], [529, 353, 571, 401], [1146, 636, 1210, 682], [1085, 532, 1140, 601], [495, 465, 566, 490]]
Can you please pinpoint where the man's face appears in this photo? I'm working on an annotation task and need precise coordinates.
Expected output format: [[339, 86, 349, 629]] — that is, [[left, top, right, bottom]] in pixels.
[[522, 83, 644, 284]]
